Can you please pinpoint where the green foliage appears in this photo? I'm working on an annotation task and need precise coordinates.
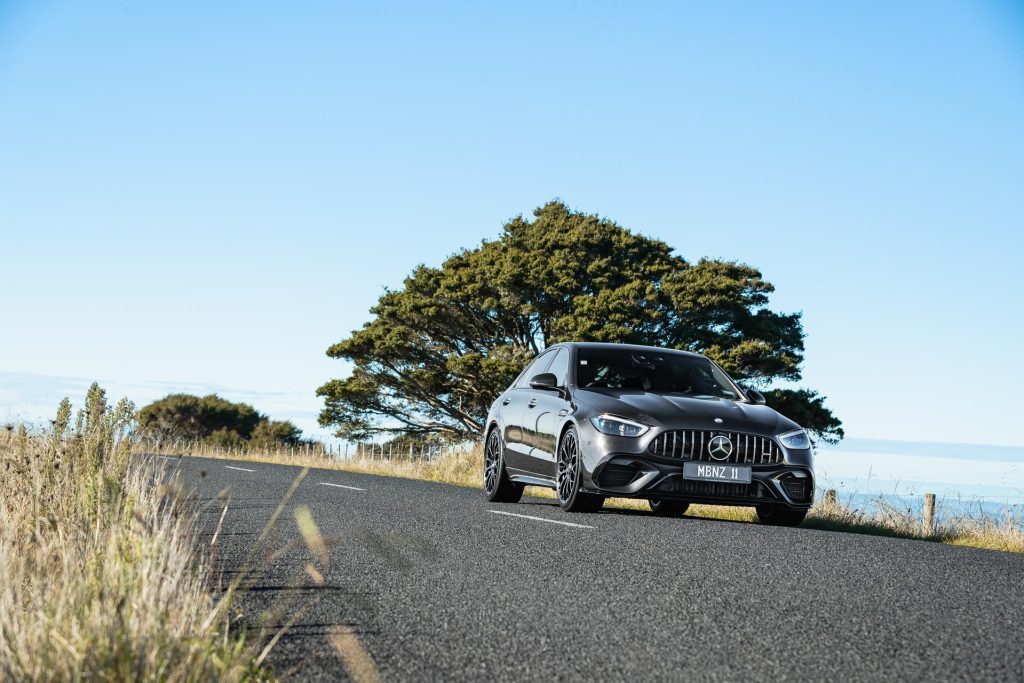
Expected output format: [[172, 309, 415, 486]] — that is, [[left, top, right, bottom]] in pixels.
[[204, 427, 247, 450], [84, 382, 108, 432], [318, 201, 842, 442], [138, 394, 302, 448], [380, 432, 455, 456], [52, 397, 72, 441], [138, 393, 261, 442], [762, 389, 845, 445], [250, 420, 304, 449]]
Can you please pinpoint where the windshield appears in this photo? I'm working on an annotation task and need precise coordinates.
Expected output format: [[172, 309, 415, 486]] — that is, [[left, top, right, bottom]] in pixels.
[[576, 348, 742, 400]]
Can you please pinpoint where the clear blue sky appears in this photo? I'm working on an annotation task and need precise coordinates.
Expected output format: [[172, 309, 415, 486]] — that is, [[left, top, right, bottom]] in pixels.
[[1, 1, 1022, 446]]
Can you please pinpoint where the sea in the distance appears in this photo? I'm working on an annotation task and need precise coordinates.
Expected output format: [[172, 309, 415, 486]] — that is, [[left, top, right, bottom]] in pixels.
[[814, 437, 1024, 521]]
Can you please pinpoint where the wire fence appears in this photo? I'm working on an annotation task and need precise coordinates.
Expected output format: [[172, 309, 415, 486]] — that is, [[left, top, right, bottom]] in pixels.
[[139, 439, 469, 463]]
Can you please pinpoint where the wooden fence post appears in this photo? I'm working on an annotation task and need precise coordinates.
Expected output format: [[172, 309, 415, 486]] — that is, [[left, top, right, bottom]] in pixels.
[[923, 493, 936, 536]]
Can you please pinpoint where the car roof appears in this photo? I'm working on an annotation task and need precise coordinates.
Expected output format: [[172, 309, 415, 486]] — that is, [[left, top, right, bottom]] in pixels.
[[548, 341, 706, 359]]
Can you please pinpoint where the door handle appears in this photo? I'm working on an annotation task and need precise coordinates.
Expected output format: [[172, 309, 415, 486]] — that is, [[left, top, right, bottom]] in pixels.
[[527, 399, 537, 408], [501, 398, 511, 406]]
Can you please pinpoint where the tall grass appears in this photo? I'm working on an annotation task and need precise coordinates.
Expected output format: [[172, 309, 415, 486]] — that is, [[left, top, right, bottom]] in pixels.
[[805, 491, 1024, 552], [164, 442, 1024, 554], [0, 387, 265, 681]]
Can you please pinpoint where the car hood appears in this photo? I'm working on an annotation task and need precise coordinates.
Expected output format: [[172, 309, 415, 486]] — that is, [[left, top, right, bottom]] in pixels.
[[573, 388, 799, 435]]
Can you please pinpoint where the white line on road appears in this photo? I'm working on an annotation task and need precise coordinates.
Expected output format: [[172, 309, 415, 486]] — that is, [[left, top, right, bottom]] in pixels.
[[318, 482, 367, 491], [224, 465, 256, 473], [488, 509, 596, 529]]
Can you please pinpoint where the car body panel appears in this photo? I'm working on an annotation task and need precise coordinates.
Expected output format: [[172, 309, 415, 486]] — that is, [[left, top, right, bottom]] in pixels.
[[573, 388, 798, 435], [496, 389, 531, 470], [522, 389, 566, 477]]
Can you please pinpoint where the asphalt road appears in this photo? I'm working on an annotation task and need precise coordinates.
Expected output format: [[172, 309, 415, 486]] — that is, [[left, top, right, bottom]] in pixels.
[[158, 455, 1024, 682]]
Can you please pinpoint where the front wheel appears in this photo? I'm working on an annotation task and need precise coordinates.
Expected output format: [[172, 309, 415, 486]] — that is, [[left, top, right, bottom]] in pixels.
[[484, 429, 524, 503], [556, 427, 604, 513], [756, 504, 807, 527], [648, 498, 689, 517]]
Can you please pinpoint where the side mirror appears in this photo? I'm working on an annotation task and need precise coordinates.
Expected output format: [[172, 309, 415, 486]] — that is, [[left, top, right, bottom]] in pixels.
[[746, 388, 767, 405], [529, 373, 560, 391]]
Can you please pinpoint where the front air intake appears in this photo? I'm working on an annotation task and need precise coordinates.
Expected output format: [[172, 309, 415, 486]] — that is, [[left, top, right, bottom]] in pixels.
[[780, 475, 812, 502], [596, 463, 640, 488]]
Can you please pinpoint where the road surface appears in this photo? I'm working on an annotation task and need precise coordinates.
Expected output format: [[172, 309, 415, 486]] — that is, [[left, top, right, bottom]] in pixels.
[[158, 455, 1024, 682]]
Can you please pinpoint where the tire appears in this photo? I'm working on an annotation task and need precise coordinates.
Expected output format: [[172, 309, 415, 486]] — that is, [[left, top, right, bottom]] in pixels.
[[648, 498, 689, 517], [484, 429, 524, 503], [756, 504, 807, 527], [555, 426, 604, 513]]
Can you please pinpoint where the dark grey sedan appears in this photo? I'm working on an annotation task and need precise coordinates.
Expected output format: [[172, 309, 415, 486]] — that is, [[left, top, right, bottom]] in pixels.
[[482, 342, 814, 526]]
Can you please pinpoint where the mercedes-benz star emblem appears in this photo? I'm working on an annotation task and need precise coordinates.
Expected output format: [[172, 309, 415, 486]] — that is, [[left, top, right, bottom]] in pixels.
[[707, 435, 733, 461]]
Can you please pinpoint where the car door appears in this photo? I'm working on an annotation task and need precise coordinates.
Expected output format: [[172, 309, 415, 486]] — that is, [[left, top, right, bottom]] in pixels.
[[501, 351, 555, 474], [522, 348, 571, 478]]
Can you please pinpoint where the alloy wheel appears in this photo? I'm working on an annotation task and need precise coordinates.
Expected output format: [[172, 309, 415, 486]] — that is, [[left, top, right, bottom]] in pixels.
[[556, 429, 580, 502], [484, 430, 501, 494]]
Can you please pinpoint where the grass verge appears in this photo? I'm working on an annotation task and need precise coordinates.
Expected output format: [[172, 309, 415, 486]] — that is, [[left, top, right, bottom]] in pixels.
[[152, 443, 1024, 554], [1, 390, 267, 681]]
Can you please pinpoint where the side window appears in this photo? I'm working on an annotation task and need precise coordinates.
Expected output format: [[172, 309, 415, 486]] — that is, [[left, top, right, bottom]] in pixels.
[[515, 351, 554, 389], [545, 349, 569, 387]]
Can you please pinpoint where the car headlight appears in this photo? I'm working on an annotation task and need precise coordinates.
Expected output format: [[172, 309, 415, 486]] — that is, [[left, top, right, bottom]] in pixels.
[[590, 414, 650, 438], [778, 429, 811, 449]]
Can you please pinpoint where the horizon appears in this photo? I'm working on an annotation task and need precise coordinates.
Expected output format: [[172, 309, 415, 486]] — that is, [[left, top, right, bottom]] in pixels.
[[6, 368, 1024, 457], [3, 1, 1023, 447], [6, 368, 1024, 510]]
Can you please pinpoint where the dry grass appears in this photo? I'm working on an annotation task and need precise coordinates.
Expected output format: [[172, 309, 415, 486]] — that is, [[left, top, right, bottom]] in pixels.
[[150, 441, 483, 489], [160, 443, 1024, 554], [1, 393, 267, 682], [804, 494, 1024, 552]]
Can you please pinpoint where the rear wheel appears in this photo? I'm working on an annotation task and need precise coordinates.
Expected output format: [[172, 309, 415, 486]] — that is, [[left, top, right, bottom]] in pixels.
[[756, 504, 807, 527], [484, 429, 524, 503], [556, 427, 604, 513], [648, 498, 689, 517]]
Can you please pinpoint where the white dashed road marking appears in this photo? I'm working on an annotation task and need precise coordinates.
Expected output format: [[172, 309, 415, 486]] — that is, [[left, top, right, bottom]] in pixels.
[[319, 482, 367, 492], [488, 509, 596, 529], [224, 465, 256, 473]]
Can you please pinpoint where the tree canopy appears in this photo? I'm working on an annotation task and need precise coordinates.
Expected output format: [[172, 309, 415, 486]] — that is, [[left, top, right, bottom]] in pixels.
[[138, 393, 303, 447], [318, 201, 843, 443]]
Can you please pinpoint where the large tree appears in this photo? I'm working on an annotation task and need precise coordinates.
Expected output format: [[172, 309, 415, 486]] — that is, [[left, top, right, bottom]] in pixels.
[[318, 201, 843, 443]]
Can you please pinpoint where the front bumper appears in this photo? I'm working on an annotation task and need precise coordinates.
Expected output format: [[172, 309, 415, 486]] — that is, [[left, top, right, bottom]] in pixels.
[[587, 454, 814, 508], [576, 421, 816, 509]]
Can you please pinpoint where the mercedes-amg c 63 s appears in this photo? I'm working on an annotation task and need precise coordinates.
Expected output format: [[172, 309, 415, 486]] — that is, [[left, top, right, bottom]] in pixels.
[[482, 342, 814, 526]]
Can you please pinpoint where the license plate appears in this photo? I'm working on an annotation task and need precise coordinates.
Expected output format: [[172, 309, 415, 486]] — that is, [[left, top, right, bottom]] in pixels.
[[683, 462, 752, 484]]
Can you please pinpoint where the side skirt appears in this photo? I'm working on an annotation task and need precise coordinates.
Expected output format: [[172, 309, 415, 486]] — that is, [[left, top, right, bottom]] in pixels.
[[507, 470, 556, 489]]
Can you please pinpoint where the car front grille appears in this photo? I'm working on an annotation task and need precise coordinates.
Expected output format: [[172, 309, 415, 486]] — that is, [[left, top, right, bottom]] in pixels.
[[654, 477, 776, 501], [678, 479, 758, 498], [647, 430, 784, 465], [679, 479, 770, 499]]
